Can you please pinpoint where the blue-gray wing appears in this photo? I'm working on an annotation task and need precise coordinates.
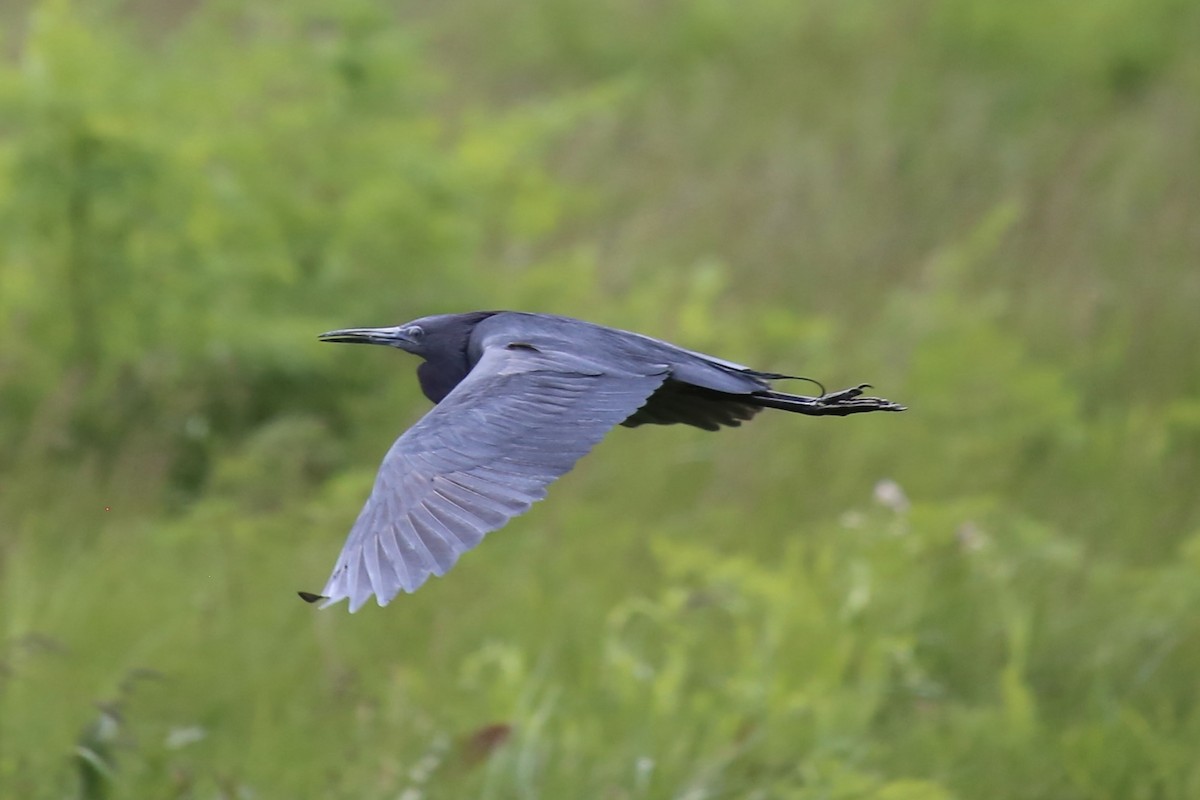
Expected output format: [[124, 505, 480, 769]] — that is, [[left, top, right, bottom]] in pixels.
[[319, 343, 669, 611]]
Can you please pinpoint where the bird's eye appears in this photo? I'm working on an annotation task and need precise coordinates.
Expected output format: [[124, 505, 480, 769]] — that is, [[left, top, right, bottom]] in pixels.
[[405, 326, 425, 340]]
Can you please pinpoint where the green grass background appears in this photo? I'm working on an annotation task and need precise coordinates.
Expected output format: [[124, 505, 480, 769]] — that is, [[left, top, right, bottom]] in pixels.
[[2, 0, 1199, 797]]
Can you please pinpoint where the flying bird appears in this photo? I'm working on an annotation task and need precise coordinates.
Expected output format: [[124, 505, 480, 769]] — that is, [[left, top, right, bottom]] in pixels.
[[306, 311, 904, 611]]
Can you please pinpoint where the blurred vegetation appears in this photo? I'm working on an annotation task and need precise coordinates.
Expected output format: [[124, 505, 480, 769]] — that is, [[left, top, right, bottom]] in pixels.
[[1, 0, 1199, 797]]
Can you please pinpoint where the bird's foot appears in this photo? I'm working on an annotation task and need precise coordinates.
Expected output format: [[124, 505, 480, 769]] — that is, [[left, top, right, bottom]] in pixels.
[[815, 383, 907, 416]]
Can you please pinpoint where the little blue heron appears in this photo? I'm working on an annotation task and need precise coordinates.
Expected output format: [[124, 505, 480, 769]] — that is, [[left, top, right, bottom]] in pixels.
[[304, 311, 905, 611]]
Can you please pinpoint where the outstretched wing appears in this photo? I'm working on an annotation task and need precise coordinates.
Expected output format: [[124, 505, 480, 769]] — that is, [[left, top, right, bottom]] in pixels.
[[319, 342, 668, 611]]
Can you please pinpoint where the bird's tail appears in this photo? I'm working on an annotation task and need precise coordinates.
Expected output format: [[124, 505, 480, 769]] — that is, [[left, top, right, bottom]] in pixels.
[[746, 384, 906, 417]]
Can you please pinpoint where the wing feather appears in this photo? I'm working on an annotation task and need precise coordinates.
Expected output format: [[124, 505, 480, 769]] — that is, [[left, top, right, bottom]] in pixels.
[[623, 381, 762, 431], [362, 535, 384, 601], [403, 513, 455, 571], [319, 343, 668, 610], [377, 525, 408, 584]]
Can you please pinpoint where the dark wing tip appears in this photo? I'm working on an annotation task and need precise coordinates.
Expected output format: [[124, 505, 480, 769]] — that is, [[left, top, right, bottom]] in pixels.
[[297, 591, 328, 604]]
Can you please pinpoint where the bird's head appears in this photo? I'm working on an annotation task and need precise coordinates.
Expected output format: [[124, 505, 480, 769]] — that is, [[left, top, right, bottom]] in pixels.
[[318, 322, 429, 355], [319, 312, 495, 359]]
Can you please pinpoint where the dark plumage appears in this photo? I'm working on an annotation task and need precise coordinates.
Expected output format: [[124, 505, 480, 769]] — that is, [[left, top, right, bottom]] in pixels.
[[310, 311, 905, 611]]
